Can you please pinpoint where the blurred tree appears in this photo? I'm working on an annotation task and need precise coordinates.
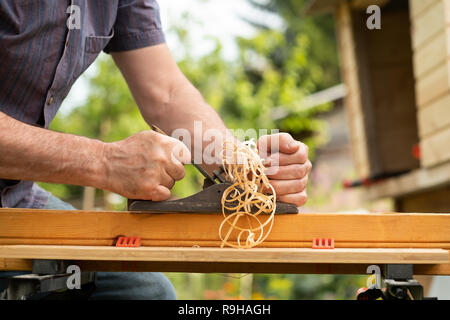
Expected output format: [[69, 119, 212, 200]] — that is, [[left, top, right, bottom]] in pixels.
[[242, 0, 340, 91]]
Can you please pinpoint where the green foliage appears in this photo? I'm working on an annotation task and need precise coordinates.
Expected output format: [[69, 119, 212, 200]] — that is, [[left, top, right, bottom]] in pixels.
[[244, 0, 340, 91], [166, 273, 367, 300]]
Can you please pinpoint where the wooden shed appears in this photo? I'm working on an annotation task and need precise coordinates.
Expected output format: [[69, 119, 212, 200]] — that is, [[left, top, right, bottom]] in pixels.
[[306, 0, 450, 212]]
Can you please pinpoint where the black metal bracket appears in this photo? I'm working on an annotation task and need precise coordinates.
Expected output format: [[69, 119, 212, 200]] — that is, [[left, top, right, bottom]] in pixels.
[[1, 260, 95, 300], [382, 264, 425, 300], [357, 264, 437, 300]]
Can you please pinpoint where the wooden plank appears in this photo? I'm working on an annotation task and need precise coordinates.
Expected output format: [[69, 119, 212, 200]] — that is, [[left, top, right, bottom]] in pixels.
[[396, 185, 450, 213], [421, 128, 450, 167], [0, 246, 447, 264], [415, 60, 450, 107], [413, 28, 449, 79], [0, 258, 32, 271], [0, 209, 450, 248], [409, 0, 440, 19], [411, 0, 450, 50], [365, 160, 450, 199], [335, 2, 372, 177], [418, 93, 450, 137], [2, 258, 450, 276]]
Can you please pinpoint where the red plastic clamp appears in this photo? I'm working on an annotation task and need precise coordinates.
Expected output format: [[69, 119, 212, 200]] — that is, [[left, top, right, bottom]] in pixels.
[[115, 236, 141, 247], [312, 238, 334, 249]]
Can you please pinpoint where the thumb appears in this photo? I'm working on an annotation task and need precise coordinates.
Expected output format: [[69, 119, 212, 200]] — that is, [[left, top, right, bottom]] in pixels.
[[149, 185, 171, 202]]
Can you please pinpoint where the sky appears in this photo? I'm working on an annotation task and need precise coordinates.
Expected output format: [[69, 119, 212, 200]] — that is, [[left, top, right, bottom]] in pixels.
[[59, 0, 283, 114]]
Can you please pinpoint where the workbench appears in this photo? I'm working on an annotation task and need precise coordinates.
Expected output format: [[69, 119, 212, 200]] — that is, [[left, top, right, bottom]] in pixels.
[[0, 208, 449, 275]]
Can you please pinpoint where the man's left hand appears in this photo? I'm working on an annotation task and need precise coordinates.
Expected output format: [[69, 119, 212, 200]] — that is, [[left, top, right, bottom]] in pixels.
[[257, 133, 312, 207]]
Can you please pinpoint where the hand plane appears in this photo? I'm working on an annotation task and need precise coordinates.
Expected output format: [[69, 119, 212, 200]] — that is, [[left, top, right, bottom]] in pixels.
[[127, 125, 298, 214]]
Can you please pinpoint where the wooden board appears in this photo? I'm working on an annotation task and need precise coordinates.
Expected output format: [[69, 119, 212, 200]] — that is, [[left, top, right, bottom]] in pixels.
[[0, 246, 448, 275], [421, 128, 450, 167], [396, 185, 450, 213], [0, 246, 447, 264], [411, 0, 450, 50], [1, 209, 450, 249], [410, 0, 440, 19], [335, 1, 372, 178], [2, 258, 450, 275], [415, 60, 450, 107], [2, 260, 450, 276], [418, 93, 450, 138], [412, 28, 449, 80], [365, 159, 450, 200]]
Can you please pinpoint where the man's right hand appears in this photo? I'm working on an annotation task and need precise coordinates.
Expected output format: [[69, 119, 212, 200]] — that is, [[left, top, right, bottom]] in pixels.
[[102, 130, 191, 201]]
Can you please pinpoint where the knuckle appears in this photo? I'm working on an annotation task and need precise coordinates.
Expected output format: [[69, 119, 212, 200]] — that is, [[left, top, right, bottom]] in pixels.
[[177, 167, 186, 180], [300, 177, 308, 190], [298, 150, 308, 163], [296, 180, 305, 192], [166, 179, 175, 189], [160, 136, 173, 148], [306, 160, 312, 172], [295, 193, 307, 206], [258, 134, 269, 142], [144, 182, 158, 193], [303, 143, 309, 153], [154, 151, 168, 164], [294, 165, 305, 178]]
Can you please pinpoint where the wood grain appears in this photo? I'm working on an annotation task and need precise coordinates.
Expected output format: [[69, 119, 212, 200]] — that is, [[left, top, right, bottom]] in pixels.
[[335, 1, 371, 178], [0, 209, 450, 248], [418, 93, 450, 138], [421, 129, 450, 167], [365, 160, 450, 200], [0, 246, 447, 264], [410, 0, 441, 19], [1, 249, 449, 275], [411, 0, 450, 50]]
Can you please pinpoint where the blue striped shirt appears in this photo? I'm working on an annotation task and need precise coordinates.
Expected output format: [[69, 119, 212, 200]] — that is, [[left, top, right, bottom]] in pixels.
[[0, 0, 165, 208]]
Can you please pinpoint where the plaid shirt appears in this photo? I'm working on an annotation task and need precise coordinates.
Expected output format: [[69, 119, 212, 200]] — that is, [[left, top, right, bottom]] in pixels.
[[0, 0, 165, 208]]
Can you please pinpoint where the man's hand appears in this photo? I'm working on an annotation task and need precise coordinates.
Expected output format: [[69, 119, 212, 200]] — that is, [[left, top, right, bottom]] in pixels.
[[103, 130, 191, 201], [258, 133, 312, 207]]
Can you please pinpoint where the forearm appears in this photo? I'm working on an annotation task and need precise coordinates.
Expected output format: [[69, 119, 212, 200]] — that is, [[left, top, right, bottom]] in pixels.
[[112, 45, 229, 169], [143, 81, 227, 172], [0, 112, 106, 188], [148, 80, 226, 144]]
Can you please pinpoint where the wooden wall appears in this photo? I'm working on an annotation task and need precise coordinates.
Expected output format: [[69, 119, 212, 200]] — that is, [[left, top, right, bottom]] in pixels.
[[410, 0, 450, 167], [335, 0, 420, 178]]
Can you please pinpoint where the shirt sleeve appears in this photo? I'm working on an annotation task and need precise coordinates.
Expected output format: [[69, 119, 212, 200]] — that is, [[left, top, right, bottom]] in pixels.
[[104, 0, 165, 53]]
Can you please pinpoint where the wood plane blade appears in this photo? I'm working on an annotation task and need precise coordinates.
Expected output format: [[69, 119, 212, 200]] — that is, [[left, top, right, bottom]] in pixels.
[[128, 183, 298, 214]]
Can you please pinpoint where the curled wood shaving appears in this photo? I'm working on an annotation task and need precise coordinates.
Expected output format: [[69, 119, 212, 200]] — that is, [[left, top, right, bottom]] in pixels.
[[219, 139, 276, 248]]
